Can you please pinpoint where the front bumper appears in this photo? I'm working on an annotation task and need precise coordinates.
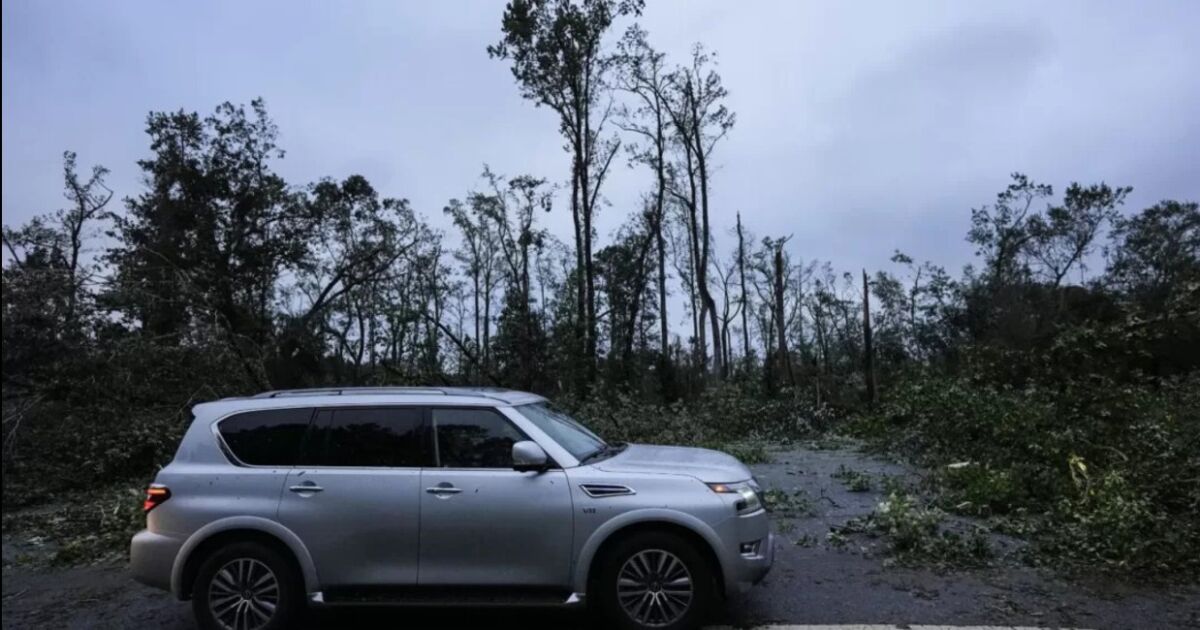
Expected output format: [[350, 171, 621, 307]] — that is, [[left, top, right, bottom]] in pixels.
[[130, 529, 183, 595], [718, 508, 775, 595], [733, 531, 774, 589]]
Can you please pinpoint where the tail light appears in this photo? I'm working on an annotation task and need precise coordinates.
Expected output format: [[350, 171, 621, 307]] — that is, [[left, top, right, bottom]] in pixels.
[[143, 484, 171, 512]]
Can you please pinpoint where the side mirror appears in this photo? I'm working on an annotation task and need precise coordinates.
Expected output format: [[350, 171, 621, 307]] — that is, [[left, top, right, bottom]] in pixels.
[[512, 440, 549, 472]]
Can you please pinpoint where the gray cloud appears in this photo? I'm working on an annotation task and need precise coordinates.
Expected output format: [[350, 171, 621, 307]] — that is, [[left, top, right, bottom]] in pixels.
[[4, 0, 1198, 295]]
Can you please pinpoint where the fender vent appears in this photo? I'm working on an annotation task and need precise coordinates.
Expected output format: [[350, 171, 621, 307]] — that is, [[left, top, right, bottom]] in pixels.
[[580, 484, 635, 498]]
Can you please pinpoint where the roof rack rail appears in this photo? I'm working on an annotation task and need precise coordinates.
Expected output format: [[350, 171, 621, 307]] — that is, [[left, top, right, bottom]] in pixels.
[[251, 386, 454, 399]]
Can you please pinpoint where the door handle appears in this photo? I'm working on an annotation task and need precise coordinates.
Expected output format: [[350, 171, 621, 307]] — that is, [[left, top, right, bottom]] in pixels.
[[425, 485, 462, 495], [289, 483, 324, 493]]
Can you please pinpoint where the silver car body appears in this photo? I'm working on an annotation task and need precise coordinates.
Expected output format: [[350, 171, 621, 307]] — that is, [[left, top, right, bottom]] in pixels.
[[130, 387, 774, 606]]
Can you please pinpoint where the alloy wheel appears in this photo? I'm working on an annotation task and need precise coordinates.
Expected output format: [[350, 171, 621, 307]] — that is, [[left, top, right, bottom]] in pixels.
[[207, 557, 279, 630], [616, 548, 693, 627]]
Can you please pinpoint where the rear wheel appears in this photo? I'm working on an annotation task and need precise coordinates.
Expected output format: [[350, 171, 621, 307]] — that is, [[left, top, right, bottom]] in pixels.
[[594, 531, 716, 630], [192, 541, 302, 630]]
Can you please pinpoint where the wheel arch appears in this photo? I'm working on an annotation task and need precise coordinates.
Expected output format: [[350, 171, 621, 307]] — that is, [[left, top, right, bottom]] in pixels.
[[172, 516, 319, 600], [574, 510, 728, 598]]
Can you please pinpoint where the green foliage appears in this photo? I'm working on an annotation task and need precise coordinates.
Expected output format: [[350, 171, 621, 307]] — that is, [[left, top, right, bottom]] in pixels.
[[1043, 469, 1167, 572], [3, 338, 250, 509], [938, 463, 1022, 516], [718, 440, 770, 464], [2, 485, 145, 566], [832, 465, 872, 492], [826, 529, 850, 549], [1, 78, 1196, 588], [566, 384, 815, 448], [834, 492, 993, 568], [596, 226, 661, 381], [1107, 200, 1199, 311], [108, 100, 297, 346], [762, 488, 815, 517], [852, 371, 1200, 576]]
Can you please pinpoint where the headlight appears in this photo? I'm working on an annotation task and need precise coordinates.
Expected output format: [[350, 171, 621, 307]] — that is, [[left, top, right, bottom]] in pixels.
[[707, 480, 762, 514]]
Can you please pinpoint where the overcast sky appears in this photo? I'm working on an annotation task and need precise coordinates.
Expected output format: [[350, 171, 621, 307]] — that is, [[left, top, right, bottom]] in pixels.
[[4, 0, 1199, 289]]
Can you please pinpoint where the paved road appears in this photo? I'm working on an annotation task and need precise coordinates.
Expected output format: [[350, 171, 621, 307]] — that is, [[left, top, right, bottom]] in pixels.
[[4, 444, 1198, 629]]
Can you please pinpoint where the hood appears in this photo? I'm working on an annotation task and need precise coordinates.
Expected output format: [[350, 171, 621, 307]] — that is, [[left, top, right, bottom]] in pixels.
[[593, 443, 753, 483]]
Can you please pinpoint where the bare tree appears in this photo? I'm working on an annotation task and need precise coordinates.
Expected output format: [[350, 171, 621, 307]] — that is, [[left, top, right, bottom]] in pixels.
[[2, 151, 112, 327], [60, 152, 113, 321], [489, 0, 643, 386], [714, 252, 742, 370], [446, 190, 504, 372], [616, 24, 672, 361], [664, 44, 735, 379], [749, 236, 796, 388]]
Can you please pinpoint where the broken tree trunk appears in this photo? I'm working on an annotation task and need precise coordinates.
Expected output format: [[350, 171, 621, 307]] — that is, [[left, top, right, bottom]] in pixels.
[[862, 269, 877, 406], [774, 245, 796, 387]]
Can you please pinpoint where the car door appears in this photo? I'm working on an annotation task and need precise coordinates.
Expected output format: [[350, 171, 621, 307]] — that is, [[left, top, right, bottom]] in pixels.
[[418, 407, 574, 588], [215, 406, 316, 520], [277, 406, 428, 588]]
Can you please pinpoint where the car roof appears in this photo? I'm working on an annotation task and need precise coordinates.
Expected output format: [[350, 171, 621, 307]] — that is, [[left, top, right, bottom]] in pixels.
[[194, 386, 545, 417]]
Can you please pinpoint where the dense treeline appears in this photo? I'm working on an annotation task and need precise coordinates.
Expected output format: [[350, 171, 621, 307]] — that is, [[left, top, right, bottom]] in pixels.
[[3, 0, 1198, 574]]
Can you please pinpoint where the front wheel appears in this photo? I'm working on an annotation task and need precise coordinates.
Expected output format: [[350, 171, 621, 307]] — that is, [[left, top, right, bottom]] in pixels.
[[594, 531, 717, 630], [192, 541, 302, 630]]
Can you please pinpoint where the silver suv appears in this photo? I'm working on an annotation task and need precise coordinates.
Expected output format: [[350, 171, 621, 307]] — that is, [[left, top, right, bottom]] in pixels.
[[131, 387, 774, 630]]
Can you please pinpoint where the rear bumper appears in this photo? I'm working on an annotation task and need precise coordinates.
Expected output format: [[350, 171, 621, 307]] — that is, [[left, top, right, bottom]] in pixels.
[[130, 529, 183, 596]]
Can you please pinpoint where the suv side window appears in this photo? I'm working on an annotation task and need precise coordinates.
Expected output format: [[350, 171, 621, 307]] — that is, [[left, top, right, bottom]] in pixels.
[[218, 408, 314, 466], [309, 407, 426, 467], [433, 408, 526, 468]]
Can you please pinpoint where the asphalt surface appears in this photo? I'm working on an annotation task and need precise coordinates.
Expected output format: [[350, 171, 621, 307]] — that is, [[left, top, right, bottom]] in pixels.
[[4, 443, 1198, 629]]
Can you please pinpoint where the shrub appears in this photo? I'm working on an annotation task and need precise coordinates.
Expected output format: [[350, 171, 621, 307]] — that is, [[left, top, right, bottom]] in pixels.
[[3, 337, 253, 509], [1043, 467, 1198, 575], [937, 462, 1024, 515], [851, 370, 1200, 577], [2, 484, 145, 566], [567, 384, 816, 449]]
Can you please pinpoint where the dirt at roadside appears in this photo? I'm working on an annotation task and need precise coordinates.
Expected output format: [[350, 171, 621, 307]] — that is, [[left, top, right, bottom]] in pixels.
[[4, 443, 1198, 630]]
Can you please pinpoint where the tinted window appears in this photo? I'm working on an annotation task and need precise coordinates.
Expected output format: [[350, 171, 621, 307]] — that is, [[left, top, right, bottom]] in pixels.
[[434, 409, 526, 468], [219, 408, 314, 466], [316, 407, 425, 467]]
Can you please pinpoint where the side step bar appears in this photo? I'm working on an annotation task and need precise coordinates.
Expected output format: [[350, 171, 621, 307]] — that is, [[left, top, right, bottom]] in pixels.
[[310, 588, 585, 608]]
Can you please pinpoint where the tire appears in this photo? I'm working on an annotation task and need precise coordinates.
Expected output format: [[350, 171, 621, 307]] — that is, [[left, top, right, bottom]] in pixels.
[[192, 541, 303, 630], [594, 531, 717, 630]]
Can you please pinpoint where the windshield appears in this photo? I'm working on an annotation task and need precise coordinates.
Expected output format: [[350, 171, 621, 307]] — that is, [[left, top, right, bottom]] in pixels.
[[516, 403, 607, 460]]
